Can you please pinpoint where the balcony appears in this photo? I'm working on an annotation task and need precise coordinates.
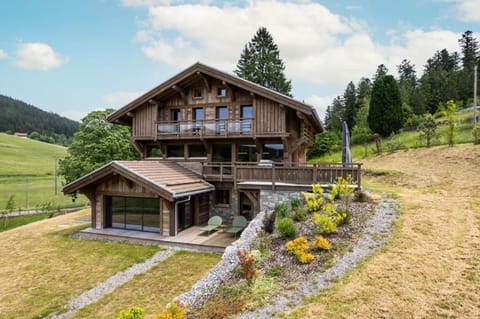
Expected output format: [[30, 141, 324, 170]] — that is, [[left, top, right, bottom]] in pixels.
[[157, 119, 254, 138], [201, 162, 362, 190]]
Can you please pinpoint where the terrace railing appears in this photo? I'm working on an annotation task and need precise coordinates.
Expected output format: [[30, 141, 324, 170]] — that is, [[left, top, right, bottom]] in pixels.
[[157, 118, 254, 137], [201, 162, 362, 189]]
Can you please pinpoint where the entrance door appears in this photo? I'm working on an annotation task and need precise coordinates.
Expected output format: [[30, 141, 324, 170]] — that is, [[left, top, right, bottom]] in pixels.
[[177, 201, 193, 232]]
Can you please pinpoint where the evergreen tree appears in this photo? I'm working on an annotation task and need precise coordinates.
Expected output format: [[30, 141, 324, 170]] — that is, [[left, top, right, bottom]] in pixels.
[[343, 81, 358, 131], [235, 27, 292, 96], [324, 96, 344, 132], [374, 64, 388, 80], [368, 75, 404, 137], [458, 31, 479, 104]]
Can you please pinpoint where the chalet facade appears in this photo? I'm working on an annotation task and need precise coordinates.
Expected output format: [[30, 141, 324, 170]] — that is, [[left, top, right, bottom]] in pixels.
[[63, 62, 359, 238]]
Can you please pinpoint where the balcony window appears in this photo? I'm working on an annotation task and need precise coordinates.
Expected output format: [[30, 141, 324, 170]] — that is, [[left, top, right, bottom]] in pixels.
[[217, 87, 227, 97], [241, 105, 253, 132], [216, 106, 228, 132], [212, 144, 231, 162], [188, 144, 206, 158], [193, 87, 203, 99], [193, 107, 204, 121], [237, 144, 257, 162], [262, 144, 284, 162], [167, 144, 184, 158]]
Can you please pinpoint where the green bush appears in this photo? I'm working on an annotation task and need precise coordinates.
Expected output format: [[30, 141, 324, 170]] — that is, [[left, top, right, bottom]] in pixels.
[[117, 307, 144, 319], [290, 198, 302, 208], [275, 203, 290, 219], [292, 206, 307, 222], [277, 218, 298, 238], [267, 266, 283, 277]]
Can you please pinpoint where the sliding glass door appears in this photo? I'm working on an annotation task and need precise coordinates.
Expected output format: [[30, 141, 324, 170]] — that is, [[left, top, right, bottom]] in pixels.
[[106, 196, 160, 233]]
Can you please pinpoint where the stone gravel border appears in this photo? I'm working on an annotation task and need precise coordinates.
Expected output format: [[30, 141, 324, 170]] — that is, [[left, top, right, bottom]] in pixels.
[[50, 249, 175, 319]]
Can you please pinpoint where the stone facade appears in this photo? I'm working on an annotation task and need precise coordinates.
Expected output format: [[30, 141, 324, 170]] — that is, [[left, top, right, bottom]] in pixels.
[[259, 190, 303, 212]]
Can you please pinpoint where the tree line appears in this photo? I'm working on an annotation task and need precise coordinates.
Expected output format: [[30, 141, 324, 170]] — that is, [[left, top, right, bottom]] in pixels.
[[0, 94, 79, 146], [315, 30, 479, 156]]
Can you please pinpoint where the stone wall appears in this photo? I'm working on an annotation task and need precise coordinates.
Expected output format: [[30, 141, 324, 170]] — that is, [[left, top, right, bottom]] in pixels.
[[259, 190, 303, 212]]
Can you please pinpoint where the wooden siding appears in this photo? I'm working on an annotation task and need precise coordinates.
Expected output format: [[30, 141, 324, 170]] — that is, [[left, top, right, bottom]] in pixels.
[[133, 103, 157, 138], [198, 192, 210, 225], [254, 96, 285, 134], [96, 175, 158, 197], [161, 199, 173, 236]]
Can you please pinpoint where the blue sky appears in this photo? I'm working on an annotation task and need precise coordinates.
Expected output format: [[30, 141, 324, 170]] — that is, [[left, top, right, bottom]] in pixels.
[[0, 0, 479, 122]]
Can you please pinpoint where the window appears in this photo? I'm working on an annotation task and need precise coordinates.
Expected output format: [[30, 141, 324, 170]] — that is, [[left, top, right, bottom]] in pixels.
[[216, 106, 228, 132], [215, 189, 230, 206], [167, 144, 184, 158], [237, 144, 257, 162], [262, 144, 284, 162], [107, 196, 159, 233], [171, 109, 181, 133], [193, 87, 203, 99], [212, 144, 231, 162], [193, 107, 204, 121], [217, 87, 227, 97], [241, 105, 253, 132], [188, 144, 206, 158]]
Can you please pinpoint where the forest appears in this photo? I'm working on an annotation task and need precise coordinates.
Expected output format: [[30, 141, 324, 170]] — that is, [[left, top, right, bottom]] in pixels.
[[0, 94, 79, 145], [317, 30, 479, 156]]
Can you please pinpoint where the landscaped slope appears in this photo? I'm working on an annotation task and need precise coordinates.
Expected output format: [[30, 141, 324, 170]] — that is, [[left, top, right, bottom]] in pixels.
[[288, 145, 480, 318]]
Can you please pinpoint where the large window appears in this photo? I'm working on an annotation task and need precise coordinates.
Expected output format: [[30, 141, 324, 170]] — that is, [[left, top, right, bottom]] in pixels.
[[188, 144, 207, 158], [167, 144, 184, 158], [107, 196, 160, 233], [212, 144, 231, 162], [193, 107, 204, 121], [171, 109, 181, 133], [237, 144, 257, 162], [240, 105, 253, 132], [216, 106, 228, 132], [262, 144, 284, 162]]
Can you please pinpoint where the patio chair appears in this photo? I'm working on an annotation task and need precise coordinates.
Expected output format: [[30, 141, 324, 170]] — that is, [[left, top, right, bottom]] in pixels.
[[226, 215, 248, 239], [200, 216, 223, 235]]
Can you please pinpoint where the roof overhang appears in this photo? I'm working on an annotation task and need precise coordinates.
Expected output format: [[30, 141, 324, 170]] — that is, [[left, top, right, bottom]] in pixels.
[[107, 62, 323, 133]]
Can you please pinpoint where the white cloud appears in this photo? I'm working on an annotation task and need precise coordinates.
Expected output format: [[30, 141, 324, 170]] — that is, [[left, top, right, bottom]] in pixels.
[[129, 0, 465, 92], [101, 91, 145, 105], [305, 94, 336, 121], [443, 0, 480, 22], [14, 42, 68, 70], [122, 0, 173, 7], [0, 49, 7, 59]]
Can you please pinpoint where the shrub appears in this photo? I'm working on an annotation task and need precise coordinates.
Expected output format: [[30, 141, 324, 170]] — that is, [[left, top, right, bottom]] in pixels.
[[267, 266, 283, 277], [473, 126, 480, 145], [255, 230, 273, 254], [336, 210, 351, 226], [237, 248, 259, 285], [292, 206, 307, 222], [290, 198, 302, 208], [154, 302, 186, 319], [275, 203, 290, 218], [117, 307, 144, 319], [312, 235, 330, 250], [263, 211, 276, 234], [277, 218, 298, 238], [336, 175, 355, 212], [286, 236, 314, 264], [354, 189, 370, 202], [312, 212, 337, 234], [303, 183, 324, 213]]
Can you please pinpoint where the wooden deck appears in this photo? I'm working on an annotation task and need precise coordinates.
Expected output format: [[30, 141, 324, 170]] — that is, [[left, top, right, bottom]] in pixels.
[[202, 162, 362, 189], [78, 226, 236, 253]]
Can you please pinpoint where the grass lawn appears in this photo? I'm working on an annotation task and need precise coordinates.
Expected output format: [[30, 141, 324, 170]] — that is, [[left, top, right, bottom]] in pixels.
[[0, 209, 160, 319], [0, 212, 57, 232], [73, 251, 221, 319], [286, 145, 480, 318]]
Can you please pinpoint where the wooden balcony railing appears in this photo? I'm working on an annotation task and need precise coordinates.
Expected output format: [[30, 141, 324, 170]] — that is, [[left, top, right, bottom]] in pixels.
[[157, 118, 254, 137], [201, 162, 362, 190]]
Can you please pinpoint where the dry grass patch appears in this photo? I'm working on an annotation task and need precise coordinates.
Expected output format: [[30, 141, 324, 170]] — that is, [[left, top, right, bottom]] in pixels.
[[286, 145, 480, 318], [73, 251, 221, 319], [0, 209, 159, 319]]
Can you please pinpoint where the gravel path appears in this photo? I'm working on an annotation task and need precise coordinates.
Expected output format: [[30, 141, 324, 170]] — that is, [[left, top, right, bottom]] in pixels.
[[50, 249, 175, 319], [236, 198, 399, 318]]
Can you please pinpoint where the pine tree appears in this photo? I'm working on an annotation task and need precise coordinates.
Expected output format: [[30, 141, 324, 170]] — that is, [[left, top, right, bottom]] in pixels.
[[235, 27, 292, 96], [343, 81, 358, 130], [368, 75, 404, 137]]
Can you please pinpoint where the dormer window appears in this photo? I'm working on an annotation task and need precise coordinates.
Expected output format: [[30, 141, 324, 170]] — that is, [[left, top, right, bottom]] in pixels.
[[193, 87, 203, 99], [217, 87, 227, 97]]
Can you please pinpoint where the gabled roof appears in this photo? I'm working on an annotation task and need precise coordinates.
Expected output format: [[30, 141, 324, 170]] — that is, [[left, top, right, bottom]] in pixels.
[[62, 160, 214, 201], [107, 62, 323, 132]]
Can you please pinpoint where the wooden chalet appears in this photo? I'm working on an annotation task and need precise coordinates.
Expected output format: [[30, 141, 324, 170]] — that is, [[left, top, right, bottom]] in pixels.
[[63, 62, 361, 238]]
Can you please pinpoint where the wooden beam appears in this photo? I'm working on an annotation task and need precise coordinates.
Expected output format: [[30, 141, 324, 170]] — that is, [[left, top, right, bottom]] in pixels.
[[222, 80, 235, 101], [126, 111, 135, 118], [172, 85, 187, 104], [197, 72, 211, 92]]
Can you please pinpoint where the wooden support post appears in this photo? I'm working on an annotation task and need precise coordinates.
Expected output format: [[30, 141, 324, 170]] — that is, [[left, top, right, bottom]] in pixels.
[[172, 85, 187, 104]]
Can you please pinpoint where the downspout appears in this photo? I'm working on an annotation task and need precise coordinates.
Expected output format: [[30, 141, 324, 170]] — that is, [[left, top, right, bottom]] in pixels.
[[174, 196, 191, 236]]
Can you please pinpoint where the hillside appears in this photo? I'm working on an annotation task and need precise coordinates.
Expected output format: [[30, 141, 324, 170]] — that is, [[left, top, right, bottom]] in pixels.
[[288, 144, 480, 318], [0, 94, 79, 137], [0, 132, 66, 175]]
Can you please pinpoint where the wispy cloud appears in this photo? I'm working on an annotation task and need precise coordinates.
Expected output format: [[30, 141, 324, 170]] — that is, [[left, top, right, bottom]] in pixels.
[[14, 42, 68, 71], [442, 0, 480, 22], [0, 49, 7, 59]]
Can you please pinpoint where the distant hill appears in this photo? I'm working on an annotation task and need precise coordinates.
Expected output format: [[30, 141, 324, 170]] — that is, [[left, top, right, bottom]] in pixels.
[[0, 94, 79, 138]]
